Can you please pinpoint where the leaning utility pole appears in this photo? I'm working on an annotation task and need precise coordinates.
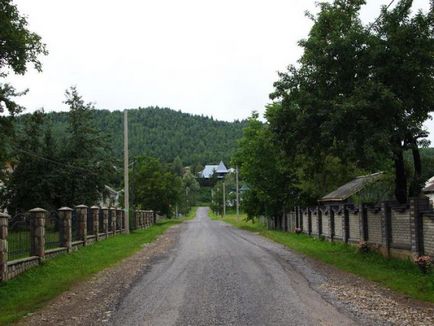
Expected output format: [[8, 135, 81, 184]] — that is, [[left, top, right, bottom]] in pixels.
[[123, 109, 130, 234], [236, 166, 239, 221]]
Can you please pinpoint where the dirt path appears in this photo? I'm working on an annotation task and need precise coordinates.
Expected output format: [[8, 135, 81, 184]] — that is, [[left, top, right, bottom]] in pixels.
[[20, 208, 434, 325], [18, 224, 184, 326]]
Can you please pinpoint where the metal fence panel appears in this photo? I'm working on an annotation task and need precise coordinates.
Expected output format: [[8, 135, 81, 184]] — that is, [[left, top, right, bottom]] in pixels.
[[8, 212, 32, 260]]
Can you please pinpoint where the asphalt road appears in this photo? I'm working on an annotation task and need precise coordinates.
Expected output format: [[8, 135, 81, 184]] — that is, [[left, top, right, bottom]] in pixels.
[[111, 207, 356, 326]]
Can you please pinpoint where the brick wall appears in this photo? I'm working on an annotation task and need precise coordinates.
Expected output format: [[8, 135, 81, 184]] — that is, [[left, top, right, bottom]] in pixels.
[[348, 212, 361, 242], [391, 208, 411, 249], [423, 214, 434, 256], [284, 198, 434, 261], [334, 212, 343, 240], [311, 212, 318, 235], [367, 210, 383, 244], [302, 211, 309, 234]]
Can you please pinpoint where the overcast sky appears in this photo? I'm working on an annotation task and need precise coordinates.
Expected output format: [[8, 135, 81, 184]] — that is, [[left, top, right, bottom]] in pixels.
[[7, 0, 434, 141]]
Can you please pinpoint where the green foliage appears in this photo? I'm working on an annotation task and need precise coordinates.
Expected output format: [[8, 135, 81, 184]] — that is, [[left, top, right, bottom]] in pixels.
[[37, 107, 246, 166], [0, 219, 182, 324], [1, 88, 117, 211], [60, 87, 117, 206], [233, 111, 297, 220], [0, 0, 47, 168], [131, 156, 182, 216], [269, 0, 434, 203]]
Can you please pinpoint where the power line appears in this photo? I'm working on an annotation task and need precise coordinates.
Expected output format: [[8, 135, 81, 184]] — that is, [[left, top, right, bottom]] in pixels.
[[11, 147, 100, 176], [368, 0, 396, 30]]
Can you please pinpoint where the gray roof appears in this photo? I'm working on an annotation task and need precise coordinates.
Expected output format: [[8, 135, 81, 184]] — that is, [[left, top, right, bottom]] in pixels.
[[200, 165, 218, 178], [215, 161, 228, 173], [200, 161, 229, 178], [319, 172, 383, 203]]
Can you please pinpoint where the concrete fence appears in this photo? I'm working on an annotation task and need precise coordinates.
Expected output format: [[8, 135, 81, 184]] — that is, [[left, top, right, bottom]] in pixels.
[[0, 205, 155, 282], [274, 197, 434, 260]]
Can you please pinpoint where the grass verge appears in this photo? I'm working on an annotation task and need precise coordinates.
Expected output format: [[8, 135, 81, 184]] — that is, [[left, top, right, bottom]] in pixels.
[[0, 219, 183, 325], [183, 206, 198, 220], [212, 212, 434, 303]]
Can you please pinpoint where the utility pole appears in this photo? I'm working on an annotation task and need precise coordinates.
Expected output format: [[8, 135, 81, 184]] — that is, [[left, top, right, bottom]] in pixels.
[[123, 109, 130, 234], [236, 166, 239, 221], [222, 180, 226, 217]]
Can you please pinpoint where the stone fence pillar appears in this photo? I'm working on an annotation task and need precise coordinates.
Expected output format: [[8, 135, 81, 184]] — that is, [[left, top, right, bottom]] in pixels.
[[91, 206, 100, 240], [29, 208, 47, 260], [58, 207, 72, 252], [102, 207, 109, 238], [75, 205, 88, 245], [0, 212, 9, 281]]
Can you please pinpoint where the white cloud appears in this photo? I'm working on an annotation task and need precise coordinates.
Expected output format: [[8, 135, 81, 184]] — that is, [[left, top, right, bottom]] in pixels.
[[7, 0, 434, 142]]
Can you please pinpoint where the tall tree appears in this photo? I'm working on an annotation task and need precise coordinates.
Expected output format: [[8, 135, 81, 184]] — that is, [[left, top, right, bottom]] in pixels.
[[233, 112, 297, 224], [60, 87, 116, 206], [0, 0, 47, 166], [270, 0, 434, 203], [131, 156, 182, 216], [0, 110, 59, 212]]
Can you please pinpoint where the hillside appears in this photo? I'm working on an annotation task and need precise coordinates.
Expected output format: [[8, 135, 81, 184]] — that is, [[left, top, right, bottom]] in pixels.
[[43, 107, 246, 166]]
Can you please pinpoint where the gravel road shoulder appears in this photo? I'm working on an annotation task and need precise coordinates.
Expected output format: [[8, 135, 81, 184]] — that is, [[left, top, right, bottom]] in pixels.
[[17, 223, 185, 326]]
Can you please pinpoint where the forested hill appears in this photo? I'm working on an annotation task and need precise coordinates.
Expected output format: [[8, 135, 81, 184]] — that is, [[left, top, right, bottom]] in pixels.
[[44, 107, 246, 165]]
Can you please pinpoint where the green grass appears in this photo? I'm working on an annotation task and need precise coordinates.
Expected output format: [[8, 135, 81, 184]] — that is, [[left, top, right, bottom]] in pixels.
[[0, 219, 183, 325], [213, 212, 434, 303], [183, 206, 199, 220]]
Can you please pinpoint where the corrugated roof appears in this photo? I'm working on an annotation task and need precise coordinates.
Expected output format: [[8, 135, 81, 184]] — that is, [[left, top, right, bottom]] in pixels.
[[200, 165, 218, 178], [319, 172, 383, 202]]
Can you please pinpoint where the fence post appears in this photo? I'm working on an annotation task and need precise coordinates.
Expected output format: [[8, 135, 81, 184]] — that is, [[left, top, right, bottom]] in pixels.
[[410, 197, 430, 257], [111, 207, 117, 235], [116, 208, 122, 233], [91, 206, 100, 241], [360, 204, 368, 241], [343, 205, 350, 243], [102, 207, 109, 238], [75, 205, 88, 245], [382, 202, 392, 258], [0, 212, 9, 281], [317, 206, 322, 237], [329, 206, 335, 241], [307, 207, 312, 235], [58, 207, 72, 252], [29, 208, 47, 261]]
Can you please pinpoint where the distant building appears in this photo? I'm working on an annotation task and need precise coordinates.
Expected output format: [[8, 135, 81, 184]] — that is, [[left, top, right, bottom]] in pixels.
[[198, 161, 229, 186], [423, 176, 434, 205], [199, 161, 228, 179]]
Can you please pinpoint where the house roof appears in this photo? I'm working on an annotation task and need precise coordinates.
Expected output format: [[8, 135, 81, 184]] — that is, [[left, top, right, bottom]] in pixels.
[[199, 161, 229, 178], [319, 172, 383, 203], [200, 165, 218, 178], [215, 161, 228, 173], [423, 182, 434, 193]]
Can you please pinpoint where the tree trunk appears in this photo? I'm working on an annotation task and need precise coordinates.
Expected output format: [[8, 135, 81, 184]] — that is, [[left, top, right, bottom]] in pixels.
[[409, 142, 422, 197], [394, 147, 408, 204]]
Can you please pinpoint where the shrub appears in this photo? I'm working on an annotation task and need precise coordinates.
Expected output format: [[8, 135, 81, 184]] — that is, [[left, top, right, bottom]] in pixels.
[[357, 241, 370, 254], [414, 256, 432, 274]]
